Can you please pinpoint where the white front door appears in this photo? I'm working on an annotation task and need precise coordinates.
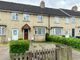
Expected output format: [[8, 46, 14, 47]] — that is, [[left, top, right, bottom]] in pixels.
[[12, 29, 18, 40]]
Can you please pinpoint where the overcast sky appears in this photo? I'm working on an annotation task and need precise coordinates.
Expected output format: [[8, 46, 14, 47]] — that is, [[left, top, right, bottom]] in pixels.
[[2, 0, 80, 10]]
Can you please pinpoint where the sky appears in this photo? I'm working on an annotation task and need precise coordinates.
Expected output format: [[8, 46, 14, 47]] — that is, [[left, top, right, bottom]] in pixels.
[[1, 0, 80, 10]]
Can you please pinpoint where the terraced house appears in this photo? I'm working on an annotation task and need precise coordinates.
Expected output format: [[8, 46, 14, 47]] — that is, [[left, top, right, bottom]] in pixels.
[[0, 1, 80, 42]]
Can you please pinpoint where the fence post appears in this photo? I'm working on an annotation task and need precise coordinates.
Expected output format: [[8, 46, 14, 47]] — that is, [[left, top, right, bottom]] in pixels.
[[67, 46, 72, 60], [55, 44, 72, 60]]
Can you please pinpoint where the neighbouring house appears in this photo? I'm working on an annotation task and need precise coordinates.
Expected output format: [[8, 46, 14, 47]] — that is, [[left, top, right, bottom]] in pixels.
[[0, 1, 80, 42]]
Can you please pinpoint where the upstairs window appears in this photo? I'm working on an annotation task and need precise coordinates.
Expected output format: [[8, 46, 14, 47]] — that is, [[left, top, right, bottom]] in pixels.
[[54, 17, 60, 23], [23, 14, 29, 21], [72, 17, 75, 24], [38, 15, 43, 22], [11, 13, 18, 20], [65, 17, 69, 24]]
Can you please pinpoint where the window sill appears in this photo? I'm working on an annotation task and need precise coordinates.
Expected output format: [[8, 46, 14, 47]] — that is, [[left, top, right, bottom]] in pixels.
[[35, 34, 45, 36], [23, 20, 30, 22], [37, 22, 43, 23], [55, 23, 60, 24], [11, 20, 19, 21], [65, 23, 69, 24]]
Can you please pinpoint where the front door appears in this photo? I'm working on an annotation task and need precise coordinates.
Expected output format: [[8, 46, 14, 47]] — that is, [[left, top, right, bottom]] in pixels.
[[24, 29, 28, 40], [72, 28, 75, 37], [12, 29, 18, 40]]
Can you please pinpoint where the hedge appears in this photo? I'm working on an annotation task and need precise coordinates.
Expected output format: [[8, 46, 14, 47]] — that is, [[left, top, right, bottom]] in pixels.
[[10, 40, 30, 53], [46, 34, 80, 49]]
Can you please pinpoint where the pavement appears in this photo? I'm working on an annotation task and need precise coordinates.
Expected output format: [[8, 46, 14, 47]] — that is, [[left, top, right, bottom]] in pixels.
[[0, 43, 80, 60], [72, 49, 80, 60], [0, 45, 10, 60]]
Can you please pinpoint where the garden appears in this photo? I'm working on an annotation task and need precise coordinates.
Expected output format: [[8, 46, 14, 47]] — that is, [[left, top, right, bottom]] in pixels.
[[9, 33, 80, 53]]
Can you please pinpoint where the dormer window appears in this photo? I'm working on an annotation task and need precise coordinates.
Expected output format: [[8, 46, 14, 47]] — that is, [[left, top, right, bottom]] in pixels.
[[38, 15, 43, 22], [11, 12, 18, 20], [23, 14, 29, 21]]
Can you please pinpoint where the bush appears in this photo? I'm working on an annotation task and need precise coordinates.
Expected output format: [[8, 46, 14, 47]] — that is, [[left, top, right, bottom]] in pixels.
[[45, 33, 49, 41], [46, 35, 80, 49], [18, 38, 23, 40], [10, 40, 30, 53]]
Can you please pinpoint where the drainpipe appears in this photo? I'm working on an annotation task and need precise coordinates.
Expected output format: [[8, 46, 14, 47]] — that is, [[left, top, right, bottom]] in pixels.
[[48, 15, 50, 34]]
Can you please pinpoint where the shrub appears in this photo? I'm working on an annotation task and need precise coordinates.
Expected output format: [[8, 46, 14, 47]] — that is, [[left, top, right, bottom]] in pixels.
[[10, 40, 30, 53], [45, 33, 49, 41], [46, 35, 80, 49], [18, 38, 23, 40]]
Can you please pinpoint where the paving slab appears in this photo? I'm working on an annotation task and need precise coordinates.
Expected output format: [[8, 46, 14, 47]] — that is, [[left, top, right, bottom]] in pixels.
[[72, 49, 80, 60], [0, 45, 10, 60]]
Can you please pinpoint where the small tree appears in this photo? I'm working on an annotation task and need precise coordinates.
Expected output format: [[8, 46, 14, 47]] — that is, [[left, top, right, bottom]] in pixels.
[[45, 33, 49, 41]]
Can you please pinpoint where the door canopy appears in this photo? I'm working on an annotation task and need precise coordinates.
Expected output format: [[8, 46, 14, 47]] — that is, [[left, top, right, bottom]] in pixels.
[[22, 24, 31, 30]]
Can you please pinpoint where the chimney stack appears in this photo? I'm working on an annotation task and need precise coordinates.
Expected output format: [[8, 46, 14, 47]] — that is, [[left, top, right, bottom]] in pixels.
[[72, 5, 78, 12], [40, 0, 45, 8]]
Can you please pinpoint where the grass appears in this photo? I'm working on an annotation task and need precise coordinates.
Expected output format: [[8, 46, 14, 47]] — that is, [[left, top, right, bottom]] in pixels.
[[73, 48, 80, 52]]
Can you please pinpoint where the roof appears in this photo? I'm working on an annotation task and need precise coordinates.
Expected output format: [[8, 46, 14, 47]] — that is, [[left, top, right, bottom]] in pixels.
[[0, 1, 80, 17], [0, 1, 68, 16], [61, 9, 80, 16]]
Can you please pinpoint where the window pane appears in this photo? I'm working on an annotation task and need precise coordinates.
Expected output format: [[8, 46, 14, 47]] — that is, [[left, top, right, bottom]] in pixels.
[[66, 17, 69, 23], [11, 13, 18, 20], [0, 27, 5, 35], [35, 27, 45, 35], [38, 28, 42, 34], [23, 14, 29, 21], [38, 15, 42, 22], [54, 17, 59, 23], [41, 28, 45, 34], [55, 28, 62, 35], [0, 27, 1, 35], [13, 30, 17, 35], [72, 17, 75, 23], [35, 28, 38, 34], [2, 27, 5, 35]]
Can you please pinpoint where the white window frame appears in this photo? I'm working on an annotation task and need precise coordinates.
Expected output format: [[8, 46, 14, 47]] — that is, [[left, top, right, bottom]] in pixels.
[[52, 28, 62, 35], [65, 17, 69, 24], [0, 26, 5, 35], [35, 27, 46, 35], [54, 17, 60, 24], [72, 17, 75, 24], [37, 15, 43, 22], [11, 12, 18, 20], [23, 14, 29, 21]]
